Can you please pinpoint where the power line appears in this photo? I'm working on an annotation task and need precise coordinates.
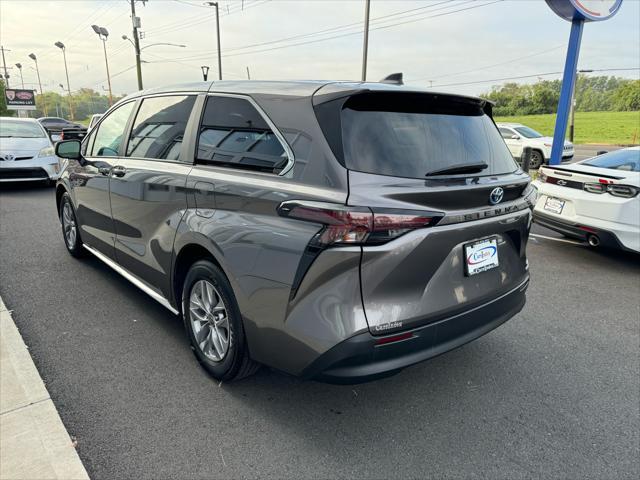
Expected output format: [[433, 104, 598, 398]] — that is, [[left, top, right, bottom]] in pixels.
[[145, 0, 497, 62], [145, 0, 269, 37], [166, 0, 459, 56], [422, 67, 640, 89], [411, 45, 566, 82]]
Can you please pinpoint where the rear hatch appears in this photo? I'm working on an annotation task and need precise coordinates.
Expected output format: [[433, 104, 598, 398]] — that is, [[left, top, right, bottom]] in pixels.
[[315, 90, 531, 334]]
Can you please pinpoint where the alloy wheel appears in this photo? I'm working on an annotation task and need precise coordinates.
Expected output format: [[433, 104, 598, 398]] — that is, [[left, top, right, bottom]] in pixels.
[[189, 280, 230, 362], [62, 202, 77, 248]]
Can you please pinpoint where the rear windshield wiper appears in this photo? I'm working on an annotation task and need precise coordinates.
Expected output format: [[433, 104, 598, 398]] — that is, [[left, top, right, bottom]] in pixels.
[[425, 162, 488, 177]]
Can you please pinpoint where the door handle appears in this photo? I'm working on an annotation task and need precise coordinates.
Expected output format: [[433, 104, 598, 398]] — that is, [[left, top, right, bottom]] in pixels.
[[111, 165, 126, 177], [98, 166, 111, 176]]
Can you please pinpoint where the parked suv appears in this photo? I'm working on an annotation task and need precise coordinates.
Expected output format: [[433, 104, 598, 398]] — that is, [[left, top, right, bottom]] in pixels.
[[54, 81, 534, 383], [497, 122, 574, 169]]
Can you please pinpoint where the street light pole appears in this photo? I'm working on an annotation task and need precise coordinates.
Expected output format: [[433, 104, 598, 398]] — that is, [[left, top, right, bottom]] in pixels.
[[130, 0, 144, 90], [54, 41, 74, 120], [28, 53, 47, 115], [361, 0, 371, 81], [14, 63, 24, 88], [92, 25, 113, 106], [201, 65, 210, 81], [204, 2, 222, 80]]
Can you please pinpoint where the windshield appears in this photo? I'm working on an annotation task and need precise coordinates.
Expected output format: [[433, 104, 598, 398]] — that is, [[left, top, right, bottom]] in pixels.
[[337, 93, 517, 179], [0, 120, 46, 138], [514, 126, 543, 139], [582, 149, 640, 172]]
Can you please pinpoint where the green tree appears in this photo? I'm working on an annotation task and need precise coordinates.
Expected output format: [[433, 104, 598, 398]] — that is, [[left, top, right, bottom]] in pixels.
[[612, 80, 640, 111], [0, 79, 16, 117]]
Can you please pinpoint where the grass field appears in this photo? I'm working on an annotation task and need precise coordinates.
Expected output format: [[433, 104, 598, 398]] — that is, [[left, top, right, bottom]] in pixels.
[[494, 111, 640, 145]]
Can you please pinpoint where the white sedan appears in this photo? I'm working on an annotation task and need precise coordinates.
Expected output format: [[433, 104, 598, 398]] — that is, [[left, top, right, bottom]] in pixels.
[[0, 117, 65, 184], [533, 147, 640, 253]]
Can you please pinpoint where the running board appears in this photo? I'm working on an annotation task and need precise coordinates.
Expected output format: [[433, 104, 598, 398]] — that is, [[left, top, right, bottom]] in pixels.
[[82, 244, 179, 315]]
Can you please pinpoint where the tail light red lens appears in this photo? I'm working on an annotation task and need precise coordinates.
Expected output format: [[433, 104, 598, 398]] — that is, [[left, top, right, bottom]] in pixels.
[[277, 201, 441, 246]]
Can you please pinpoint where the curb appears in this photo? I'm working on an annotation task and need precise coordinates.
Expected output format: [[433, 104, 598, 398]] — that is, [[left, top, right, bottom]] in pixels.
[[0, 295, 90, 480]]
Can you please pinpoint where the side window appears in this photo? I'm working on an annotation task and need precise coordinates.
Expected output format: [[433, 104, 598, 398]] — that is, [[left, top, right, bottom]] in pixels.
[[196, 96, 288, 173], [499, 128, 513, 139], [126, 95, 196, 161], [91, 102, 135, 157]]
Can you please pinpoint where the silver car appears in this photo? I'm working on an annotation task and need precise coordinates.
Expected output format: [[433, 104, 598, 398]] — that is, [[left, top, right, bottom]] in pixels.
[[0, 117, 64, 183], [53, 81, 534, 383]]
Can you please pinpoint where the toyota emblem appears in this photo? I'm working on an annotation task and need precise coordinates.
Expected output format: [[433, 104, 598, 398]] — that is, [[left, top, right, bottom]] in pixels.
[[489, 187, 504, 205]]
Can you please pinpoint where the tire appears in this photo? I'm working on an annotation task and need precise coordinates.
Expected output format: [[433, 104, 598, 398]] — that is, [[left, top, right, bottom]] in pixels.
[[529, 150, 544, 170], [182, 260, 259, 382], [59, 192, 85, 257]]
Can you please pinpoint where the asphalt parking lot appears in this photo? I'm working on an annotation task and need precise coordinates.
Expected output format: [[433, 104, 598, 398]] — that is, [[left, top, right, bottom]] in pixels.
[[0, 183, 638, 480]]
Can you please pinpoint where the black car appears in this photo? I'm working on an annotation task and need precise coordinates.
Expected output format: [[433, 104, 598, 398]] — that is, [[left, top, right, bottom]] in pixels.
[[37, 116, 84, 131]]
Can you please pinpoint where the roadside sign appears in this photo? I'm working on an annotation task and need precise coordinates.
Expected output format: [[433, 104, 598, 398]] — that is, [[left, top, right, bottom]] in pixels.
[[545, 0, 623, 165], [546, 0, 623, 22], [5, 88, 37, 110]]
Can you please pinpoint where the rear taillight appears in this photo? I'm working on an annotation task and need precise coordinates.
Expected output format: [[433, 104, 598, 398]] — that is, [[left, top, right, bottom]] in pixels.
[[584, 183, 638, 198], [584, 183, 606, 194], [607, 184, 639, 198], [277, 201, 441, 246]]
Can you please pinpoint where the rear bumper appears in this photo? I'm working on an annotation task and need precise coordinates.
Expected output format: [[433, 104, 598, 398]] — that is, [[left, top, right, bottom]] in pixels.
[[302, 276, 529, 384], [533, 212, 635, 251]]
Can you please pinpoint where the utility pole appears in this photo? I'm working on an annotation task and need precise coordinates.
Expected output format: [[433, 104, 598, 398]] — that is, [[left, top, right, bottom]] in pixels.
[[246, 66, 251, 80], [29, 54, 47, 115], [569, 69, 592, 143], [1, 46, 10, 87], [130, 0, 143, 90], [361, 0, 370, 81], [205, 2, 222, 80]]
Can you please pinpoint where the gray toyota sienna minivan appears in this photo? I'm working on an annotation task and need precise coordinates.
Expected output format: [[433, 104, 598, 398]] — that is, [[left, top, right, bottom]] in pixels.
[[54, 80, 534, 383]]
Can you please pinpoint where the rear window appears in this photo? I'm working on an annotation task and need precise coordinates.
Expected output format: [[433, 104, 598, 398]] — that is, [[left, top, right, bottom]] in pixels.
[[323, 93, 517, 179], [582, 149, 640, 172]]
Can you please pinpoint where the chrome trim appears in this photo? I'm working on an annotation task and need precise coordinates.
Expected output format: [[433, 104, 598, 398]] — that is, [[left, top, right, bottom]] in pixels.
[[82, 244, 179, 315], [438, 198, 531, 226], [205, 92, 295, 176]]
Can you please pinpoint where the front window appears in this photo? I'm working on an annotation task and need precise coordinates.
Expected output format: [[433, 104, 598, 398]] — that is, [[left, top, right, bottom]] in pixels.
[[0, 120, 45, 138], [338, 92, 517, 178], [514, 126, 543, 139], [582, 149, 640, 172], [91, 101, 136, 157], [126, 95, 196, 161]]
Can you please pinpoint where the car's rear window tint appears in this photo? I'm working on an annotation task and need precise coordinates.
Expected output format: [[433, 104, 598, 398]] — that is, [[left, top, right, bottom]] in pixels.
[[319, 92, 517, 179], [582, 149, 640, 172]]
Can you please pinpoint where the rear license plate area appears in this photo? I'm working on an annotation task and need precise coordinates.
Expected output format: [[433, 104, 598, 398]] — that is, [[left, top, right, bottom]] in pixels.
[[544, 197, 565, 214], [464, 238, 499, 276]]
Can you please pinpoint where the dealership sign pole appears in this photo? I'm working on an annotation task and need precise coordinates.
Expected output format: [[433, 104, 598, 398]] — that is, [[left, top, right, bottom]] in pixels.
[[545, 0, 623, 165]]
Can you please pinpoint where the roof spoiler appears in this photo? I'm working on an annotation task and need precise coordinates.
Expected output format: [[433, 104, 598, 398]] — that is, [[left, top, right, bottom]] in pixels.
[[379, 73, 403, 85]]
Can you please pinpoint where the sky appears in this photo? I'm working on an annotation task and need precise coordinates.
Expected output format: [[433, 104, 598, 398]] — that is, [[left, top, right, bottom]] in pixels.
[[0, 0, 638, 98]]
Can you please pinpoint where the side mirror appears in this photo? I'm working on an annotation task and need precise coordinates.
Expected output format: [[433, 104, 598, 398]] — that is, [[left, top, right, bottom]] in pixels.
[[55, 140, 82, 160], [511, 134, 520, 140]]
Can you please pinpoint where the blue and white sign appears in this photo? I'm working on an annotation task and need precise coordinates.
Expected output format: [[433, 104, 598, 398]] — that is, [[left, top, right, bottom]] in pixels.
[[545, 0, 623, 165], [546, 0, 623, 22]]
